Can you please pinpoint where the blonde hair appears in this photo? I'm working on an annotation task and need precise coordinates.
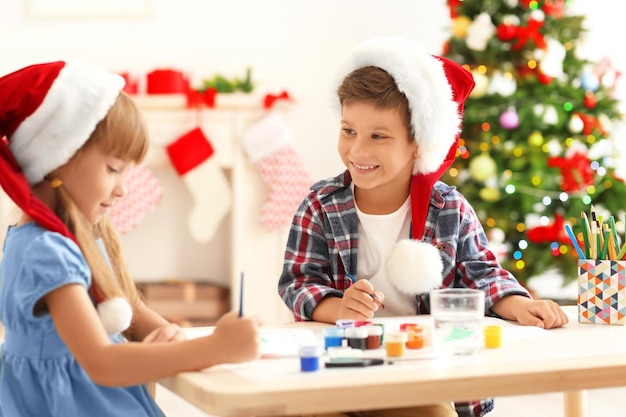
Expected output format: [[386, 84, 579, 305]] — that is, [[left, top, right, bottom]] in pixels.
[[53, 91, 148, 320]]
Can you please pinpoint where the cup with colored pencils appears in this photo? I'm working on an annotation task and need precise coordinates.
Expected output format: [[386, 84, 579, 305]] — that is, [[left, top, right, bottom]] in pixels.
[[568, 207, 626, 326]]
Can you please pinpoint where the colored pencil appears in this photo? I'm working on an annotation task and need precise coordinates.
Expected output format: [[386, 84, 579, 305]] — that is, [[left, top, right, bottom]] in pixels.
[[600, 224, 610, 260], [564, 224, 586, 259], [581, 212, 591, 259]]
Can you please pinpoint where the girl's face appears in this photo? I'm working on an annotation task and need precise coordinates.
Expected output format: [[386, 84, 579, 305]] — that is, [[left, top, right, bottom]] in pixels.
[[338, 101, 417, 201], [55, 146, 131, 225]]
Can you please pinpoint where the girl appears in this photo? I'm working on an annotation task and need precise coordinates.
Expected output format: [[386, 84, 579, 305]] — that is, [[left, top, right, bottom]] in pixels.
[[0, 61, 260, 417]]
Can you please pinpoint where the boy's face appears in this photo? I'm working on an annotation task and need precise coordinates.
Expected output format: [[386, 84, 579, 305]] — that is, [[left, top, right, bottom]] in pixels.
[[338, 101, 417, 204]]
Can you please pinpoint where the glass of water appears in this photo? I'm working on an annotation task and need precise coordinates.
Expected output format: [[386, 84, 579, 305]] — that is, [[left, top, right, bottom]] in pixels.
[[430, 288, 485, 355]]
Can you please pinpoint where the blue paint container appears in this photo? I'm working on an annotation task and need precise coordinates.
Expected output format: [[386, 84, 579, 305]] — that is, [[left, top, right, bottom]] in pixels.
[[299, 346, 321, 372], [322, 327, 344, 350]]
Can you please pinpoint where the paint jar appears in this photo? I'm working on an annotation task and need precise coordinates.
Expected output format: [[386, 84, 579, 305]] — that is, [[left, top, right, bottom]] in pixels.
[[483, 325, 502, 349], [384, 331, 408, 358], [365, 325, 383, 350], [345, 327, 367, 350], [373, 323, 385, 344], [299, 345, 321, 372], [322, 327, 345, 350], [400, 323, 425, 349]]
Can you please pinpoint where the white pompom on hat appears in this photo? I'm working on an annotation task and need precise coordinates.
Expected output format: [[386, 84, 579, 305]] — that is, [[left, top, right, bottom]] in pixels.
[[0, 61, 132, 333], [335, 37, 475, 294]]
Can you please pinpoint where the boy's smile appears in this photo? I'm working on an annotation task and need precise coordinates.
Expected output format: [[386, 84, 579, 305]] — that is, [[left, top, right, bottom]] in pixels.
[[338, 101, 417, 214]]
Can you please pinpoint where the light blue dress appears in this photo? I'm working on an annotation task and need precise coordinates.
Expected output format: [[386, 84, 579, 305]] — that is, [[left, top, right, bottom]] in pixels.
[[0, 223, 165, 417]]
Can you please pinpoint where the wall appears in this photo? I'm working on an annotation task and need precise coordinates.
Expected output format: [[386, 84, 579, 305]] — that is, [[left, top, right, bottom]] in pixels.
[[0, 0, 623, 295], [2, 0, 621, 188]]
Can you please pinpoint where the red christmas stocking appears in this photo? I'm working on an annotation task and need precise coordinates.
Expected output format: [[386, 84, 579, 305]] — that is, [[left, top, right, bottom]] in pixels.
[[108, 164, 162, 235], [166, 127, 232, 242], [242, 112, 312, 231]]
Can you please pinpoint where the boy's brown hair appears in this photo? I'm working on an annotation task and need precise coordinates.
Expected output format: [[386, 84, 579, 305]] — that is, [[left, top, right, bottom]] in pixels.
[[337, 66, 413, 140]]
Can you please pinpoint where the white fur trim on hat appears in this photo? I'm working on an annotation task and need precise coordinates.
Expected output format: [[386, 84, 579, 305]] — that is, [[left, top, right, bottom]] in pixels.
[[385, 239, 444, 294], [10, 61, 124, 184], [97, 297, 133, 335], [334, 37, 461, 175]]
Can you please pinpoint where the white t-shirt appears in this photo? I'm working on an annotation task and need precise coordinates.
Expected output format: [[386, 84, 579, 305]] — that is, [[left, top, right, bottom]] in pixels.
[[354, 191, 417, 316]]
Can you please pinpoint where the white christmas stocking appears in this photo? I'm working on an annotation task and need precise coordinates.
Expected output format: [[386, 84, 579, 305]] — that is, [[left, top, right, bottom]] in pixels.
[[108, 164, 162, 235], [242, 112, 312, 232], [166, 127, 232, 242]]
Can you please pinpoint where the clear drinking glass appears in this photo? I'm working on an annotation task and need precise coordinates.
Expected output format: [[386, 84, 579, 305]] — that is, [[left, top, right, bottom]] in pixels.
[[430, 288, 485, 355]]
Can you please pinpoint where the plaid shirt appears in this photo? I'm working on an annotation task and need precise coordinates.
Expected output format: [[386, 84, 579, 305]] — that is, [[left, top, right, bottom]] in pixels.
[[278, 170, 531, 417]]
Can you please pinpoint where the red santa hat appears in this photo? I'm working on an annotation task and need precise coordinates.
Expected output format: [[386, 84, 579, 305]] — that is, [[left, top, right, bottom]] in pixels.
[[336, 37, 475, 294], [0, 61, 132, 333]]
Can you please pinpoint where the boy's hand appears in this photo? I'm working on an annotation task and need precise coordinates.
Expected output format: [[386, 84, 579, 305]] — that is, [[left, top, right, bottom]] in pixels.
[[515, 299, 569, 329], [493, 295, 569, 329], [338, 279, 384, 320]]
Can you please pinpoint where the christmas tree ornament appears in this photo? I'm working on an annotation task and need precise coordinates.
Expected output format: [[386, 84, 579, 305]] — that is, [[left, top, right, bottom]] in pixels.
[[537, 39, 566, 78], [568, 114, 584, 133], [108, 164, 163, 236], [241, 112, 312, 232], [547, 148, 594, 192], [452, 16, 472, 38], [469, 153, 497, 182], [534, 104, 559, 126], [166, 127, 232, 242], [486, 70, 516, 96], [479, 186, 500, 202], [543, 0, 565, 18], [527, 131, 544, 147], [583, 91, 598, 109], [581, 72, 600, 92], [499, 108, 519, 130], [496, 23, 517, 42], [469, 70, 489, 98], [465, 12, 495, 51], [511, 10, 547, 51]]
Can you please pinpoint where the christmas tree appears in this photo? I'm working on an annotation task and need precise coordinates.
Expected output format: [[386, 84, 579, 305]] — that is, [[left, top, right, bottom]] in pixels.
[[442, 0, 625, 284]]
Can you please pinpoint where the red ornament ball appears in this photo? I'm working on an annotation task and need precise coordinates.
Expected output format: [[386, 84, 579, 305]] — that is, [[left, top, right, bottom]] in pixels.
[[583, 92, 597, 109], [496, 24, 516, 42]]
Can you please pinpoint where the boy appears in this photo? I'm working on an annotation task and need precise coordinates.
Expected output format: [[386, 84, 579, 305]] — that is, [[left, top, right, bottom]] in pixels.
[[278, 37, 568, 417]]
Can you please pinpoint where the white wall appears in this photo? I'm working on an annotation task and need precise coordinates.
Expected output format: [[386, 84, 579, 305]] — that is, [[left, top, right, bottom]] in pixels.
[[2, 0, 621, 180], [1, 0, 623, 289], [1, 0, 451, 182]]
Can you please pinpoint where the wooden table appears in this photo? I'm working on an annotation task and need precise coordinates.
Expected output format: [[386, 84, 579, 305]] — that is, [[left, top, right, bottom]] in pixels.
[[158, 307, 626, 417]]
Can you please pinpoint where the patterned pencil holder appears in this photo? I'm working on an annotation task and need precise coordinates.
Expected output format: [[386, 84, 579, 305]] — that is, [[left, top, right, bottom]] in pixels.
[[578, 259, 626, 325]]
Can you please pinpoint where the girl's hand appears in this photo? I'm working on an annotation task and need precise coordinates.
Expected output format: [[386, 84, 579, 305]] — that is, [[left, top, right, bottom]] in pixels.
[[142, 323, 187, 343], [210, 311, 261, 363], [338, 279, 384, 320]]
